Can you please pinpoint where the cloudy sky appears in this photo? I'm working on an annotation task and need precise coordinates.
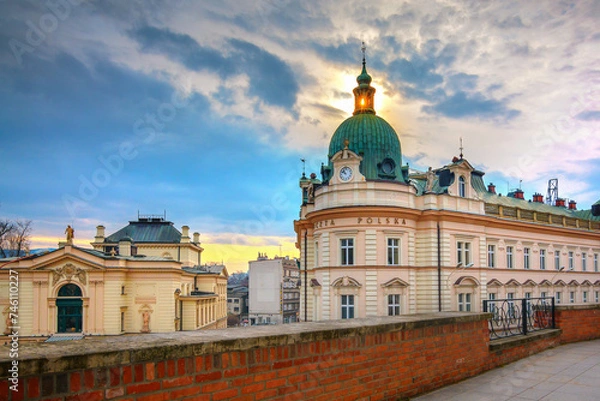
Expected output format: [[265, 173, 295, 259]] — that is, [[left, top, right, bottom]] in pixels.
[[1, 0, 599, 271]]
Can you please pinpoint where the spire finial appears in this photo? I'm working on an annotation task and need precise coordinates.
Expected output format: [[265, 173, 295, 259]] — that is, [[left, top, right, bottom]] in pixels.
[[459, 137, 464, 160], [361, 41, 366, 67]]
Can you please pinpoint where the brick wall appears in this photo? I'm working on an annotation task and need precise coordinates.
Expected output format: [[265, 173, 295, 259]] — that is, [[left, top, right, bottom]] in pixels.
[[1, 307, 599, 401], [555, 304, 600, 343]]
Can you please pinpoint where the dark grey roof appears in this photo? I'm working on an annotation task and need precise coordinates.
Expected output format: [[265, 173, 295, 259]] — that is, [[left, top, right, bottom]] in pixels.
[[104, 219, 181, 243], [183, 264, 226, 275]]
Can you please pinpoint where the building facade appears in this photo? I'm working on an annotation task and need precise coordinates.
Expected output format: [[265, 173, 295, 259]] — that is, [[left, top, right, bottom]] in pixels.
[[294, 60, 600, 321], [0, 216, 228, 338], [227, 285, 248, 319], [248, 255, 301, 325]]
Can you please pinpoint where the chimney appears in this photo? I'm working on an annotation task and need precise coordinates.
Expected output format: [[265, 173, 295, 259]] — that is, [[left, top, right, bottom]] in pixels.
[[532, 193, 544, 203], [568, 200, 577, 210], [193, 232, 200, 243], [555, 198, 566, 208], [487, 183, 496, 194], [514, 189, 524, 200], [181, 225, 190, 243], [94, 225, 105, 243], [119, 237, 132, 257]]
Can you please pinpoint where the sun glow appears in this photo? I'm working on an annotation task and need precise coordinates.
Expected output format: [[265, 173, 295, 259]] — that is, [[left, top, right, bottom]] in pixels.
[[329, 72, 388, 116]]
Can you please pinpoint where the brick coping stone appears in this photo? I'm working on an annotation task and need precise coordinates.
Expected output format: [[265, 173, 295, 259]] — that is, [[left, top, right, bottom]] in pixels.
[[1, 312, 489, 378]]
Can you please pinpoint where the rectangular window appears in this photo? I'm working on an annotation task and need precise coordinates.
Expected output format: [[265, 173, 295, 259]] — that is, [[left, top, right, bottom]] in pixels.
[[121, 312, 125, 332], [465, 243, 471, 265], [569, 251, 574, 270], [387, 294, 401, 316], [487, 245, 495, 268], [582, 253, 587, 271], [458, 293, 471, 312], [525, 292, 531, 299], [387, 238, 400, 265], [539, 249, 546, 270], [595, 253, 599, 272], [555, 250, 561, 270], [457, 241, 471, 265], [488, 293, 496, 315], [314, 242, 319, 267], [541, 292, 547, 303], [569, 291, 575, 304], [506, 246, 514, 268], [524, 247, 530, 269], [341, 295, 354, 319], [583, 291, 588, 303], [507, 292, 515, 318], [596, 291, 599, 303], [556, 292, 561, 304], [340, 238, 354, 266]]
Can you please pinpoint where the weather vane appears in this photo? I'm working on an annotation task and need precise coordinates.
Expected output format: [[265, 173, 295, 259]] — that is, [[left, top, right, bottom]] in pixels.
[[301, 158, 306, 178], [459, 137, 464, 160]]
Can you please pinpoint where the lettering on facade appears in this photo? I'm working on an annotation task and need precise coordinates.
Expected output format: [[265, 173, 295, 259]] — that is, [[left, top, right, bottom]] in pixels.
[[313, 218, 407, 228], [314, 220, 336, 229], [357, 217, 406, 225]]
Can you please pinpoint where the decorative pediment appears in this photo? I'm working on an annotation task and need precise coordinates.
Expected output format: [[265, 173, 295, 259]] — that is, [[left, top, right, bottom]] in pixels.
[[330, 146, 363, 163], [538, 279, 552, 287], [381, 278, 409, 288], [29, 248, 106, 272], [567, 280, 579, 287], [52, 263, 87, 285], [454, 276, 480, 287], [580, 280, 592, 287], [310, 278, 321, 288], [594, 280, 600, 287], [505, 279, 521, 287], [487, 278, 503, 287], [522, 279, 537, 287], [331, 276, 361, 288], [554, 279, 566, 287]]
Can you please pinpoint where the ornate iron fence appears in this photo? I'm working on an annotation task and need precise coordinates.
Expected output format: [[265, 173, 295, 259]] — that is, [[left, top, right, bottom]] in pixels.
[[482, 297, 555, 340]]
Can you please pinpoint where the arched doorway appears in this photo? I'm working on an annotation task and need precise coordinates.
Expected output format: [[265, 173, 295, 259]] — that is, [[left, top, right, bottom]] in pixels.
[[56, 284, 83, 333]]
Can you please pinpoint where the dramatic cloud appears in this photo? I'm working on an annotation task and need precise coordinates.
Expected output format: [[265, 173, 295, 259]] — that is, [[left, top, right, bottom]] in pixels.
[[1, 0, 599, 271], [130, 26, 299, 109]]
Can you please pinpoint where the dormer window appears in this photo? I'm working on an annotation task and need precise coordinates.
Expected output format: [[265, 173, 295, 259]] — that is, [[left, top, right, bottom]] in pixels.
[[459, 176, 466, 198]]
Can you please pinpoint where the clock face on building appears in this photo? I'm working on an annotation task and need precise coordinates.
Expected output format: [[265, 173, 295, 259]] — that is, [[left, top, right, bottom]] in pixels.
[[339, 166, 353, 182]]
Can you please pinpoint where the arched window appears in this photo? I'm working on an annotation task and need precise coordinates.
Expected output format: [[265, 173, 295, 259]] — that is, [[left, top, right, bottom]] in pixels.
[[459, 176, 466, 198], [58, 283, 82, 297]]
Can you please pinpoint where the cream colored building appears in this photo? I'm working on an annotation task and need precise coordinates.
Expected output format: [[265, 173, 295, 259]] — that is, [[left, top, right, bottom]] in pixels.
[[0, 216, 227, 338], [295, 60, 600, 321]]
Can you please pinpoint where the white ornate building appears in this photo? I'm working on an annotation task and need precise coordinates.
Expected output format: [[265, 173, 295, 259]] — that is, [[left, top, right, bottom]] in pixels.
[[294, 59, 600, 321]]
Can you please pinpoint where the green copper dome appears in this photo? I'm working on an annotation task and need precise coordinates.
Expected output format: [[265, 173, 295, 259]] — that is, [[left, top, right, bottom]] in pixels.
[[324, 55, 406, 183], [357, 63, 372, 86], [328, 114, 405, 182]]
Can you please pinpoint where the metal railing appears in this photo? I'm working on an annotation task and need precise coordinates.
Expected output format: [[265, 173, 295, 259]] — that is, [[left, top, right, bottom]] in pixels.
[[482, 297, 555, 340]]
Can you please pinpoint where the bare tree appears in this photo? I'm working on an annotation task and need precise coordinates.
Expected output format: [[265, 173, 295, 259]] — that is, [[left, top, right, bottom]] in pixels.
[[0, 219, 32, 258]]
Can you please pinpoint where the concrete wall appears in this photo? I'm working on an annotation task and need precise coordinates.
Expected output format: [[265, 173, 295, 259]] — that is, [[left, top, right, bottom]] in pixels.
[[1, 305, 599, 401]]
